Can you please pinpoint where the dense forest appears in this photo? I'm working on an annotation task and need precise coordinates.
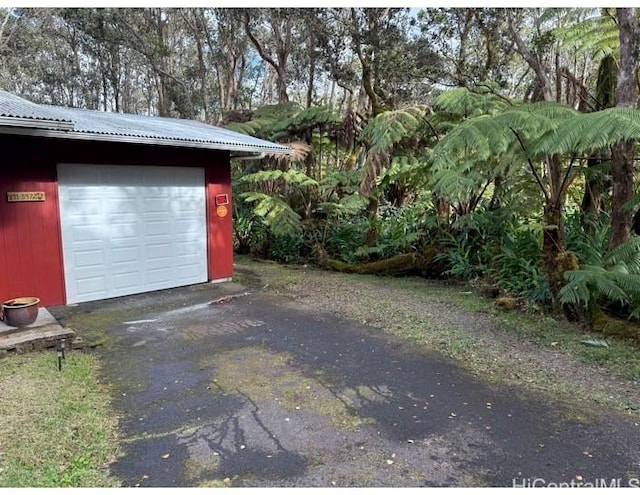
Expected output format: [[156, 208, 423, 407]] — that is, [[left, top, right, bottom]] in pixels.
[[3, 7, 640, 329]]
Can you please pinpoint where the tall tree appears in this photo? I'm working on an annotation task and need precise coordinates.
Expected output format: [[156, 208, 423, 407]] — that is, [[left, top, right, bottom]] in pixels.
[[242, 8, 296, 104], [609, 8, 639, 250]]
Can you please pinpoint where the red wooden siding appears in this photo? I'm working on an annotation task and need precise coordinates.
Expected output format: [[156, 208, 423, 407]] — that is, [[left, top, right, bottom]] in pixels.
[[206, 165, 234, 280], [0, 167, 65, 306]]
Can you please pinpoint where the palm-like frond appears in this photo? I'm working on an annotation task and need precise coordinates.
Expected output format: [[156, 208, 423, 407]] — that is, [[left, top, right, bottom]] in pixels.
[[360, 106, 428, 155], [318, 169, 360, 201], [224, 120, 263, 136], [315, 193, 368, 218], [493, 103, 579, 140], [529, 107, 640, 157], [263, 141, 312, 165], [434, 87, 511, 118], [431, 115, 507, 170], [549, 9, 618, 56], [238, 169, 318, 189], [377, 156, 428, 189], [288, 106, 341, 131], [240, 192, 301, 237], [606, 236, 640, 268], [432, 102, 578, 172], [560, 236, 640, 319]]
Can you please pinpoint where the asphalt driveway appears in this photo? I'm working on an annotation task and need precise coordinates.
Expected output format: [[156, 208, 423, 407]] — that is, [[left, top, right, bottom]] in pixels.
[[50, 269, 640, 487]]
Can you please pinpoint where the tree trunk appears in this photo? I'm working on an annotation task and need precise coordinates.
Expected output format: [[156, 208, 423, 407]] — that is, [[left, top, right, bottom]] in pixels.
[[580, 156, 606, 235], [365, 196, 379, 247], [542, 202, 575, 313], [306, 32, 316, 109], [609, 8, 639, 251], [610, 140, 636, 248], [580, 54, 616, 232]]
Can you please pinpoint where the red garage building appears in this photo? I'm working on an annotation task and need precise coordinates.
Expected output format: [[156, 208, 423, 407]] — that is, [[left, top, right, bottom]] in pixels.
[[0, 91, 289, 306]]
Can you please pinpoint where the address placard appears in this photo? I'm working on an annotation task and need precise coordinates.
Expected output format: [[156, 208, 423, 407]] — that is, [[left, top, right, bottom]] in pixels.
[[7, 191, 46, 202]]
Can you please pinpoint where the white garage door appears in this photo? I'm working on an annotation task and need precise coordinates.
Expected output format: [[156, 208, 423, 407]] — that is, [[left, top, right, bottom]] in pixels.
[[58, 164, 207, 304]]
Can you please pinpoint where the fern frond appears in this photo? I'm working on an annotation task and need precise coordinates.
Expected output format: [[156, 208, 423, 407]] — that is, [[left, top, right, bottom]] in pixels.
[[561, 238, 640, 319], [288, 105, 341, 131], [592, 274, 631, 304], [316, 193, 367, 217], [360, 106, 428, 154], [431, 115, 504, 169], [224, 121, 260, 136], [282, 169, 319, 188], [550, 10, 617, 56], [377, 156, 428, 188], [605, 236, 640, 268], [318, 169, 360, 200], [494, 103, 578, 141], [264, 141, 311, 164], [238, 169, 317, 189], [434, 87, 510, 117], [609, 272, 640, 296], [529, 107, 640, 156], [238, 170, 285, 184], [240, 192, 301, 237]]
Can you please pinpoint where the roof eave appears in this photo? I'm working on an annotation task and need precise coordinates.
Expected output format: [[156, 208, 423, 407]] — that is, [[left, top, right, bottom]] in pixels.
[[0, 126, 292, 155], [0, 115, 74, 131]]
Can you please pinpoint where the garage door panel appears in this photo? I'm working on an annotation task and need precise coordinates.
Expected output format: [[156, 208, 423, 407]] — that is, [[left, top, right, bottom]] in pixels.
[[112, 271, 142, 291], [74, 249, 105, 268], [145, 243, 172, 261], [111, 246, 139, 264], [144, 199, 170, 212], [145, 220, 171, 237], [147, 267, 172, 285], [76, 275, 107, 297], [58, 164, 207, 304]]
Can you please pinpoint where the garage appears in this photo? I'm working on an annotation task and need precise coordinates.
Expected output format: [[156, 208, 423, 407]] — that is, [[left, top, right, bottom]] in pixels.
[[0, 90, 290, 306], [58, 164, 208, 304]]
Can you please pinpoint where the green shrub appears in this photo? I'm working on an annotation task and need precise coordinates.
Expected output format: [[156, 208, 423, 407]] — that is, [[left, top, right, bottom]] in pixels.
[[560, 236, 640, 320]]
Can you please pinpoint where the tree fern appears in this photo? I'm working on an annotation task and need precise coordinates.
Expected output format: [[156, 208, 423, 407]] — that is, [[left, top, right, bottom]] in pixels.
[[318, 169, 360, 202], [287, 105, 341, 132], [434, 87, 511, 118], [238, 169, 318, 190], [529, 107, 640, 157], [377, 156, 428, 189], [238, 169, 318, 238], [546, 8, 618, 57], [240, 192, 302, 238], [224, 102, 303, 141], [492, 102, 579, 141], [560, 236, 640, 319], [315, 193, 368, 218], [360, 106, 428, 155], [224, 120, 263, 136], [431, 102, 579, 171]]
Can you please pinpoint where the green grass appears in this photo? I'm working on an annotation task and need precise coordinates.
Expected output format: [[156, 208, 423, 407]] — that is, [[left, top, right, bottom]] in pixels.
[[0, 351, 121, 487]]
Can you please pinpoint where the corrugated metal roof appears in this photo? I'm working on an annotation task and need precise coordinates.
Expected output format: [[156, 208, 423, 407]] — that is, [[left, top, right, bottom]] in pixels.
[[0, 91, 290, 154], [0, 91, 73, 122]]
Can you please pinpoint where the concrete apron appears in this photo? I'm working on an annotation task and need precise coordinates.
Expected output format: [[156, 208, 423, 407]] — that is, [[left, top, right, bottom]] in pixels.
[[54, 284, 640, 487], [0, 308, 75, 356]]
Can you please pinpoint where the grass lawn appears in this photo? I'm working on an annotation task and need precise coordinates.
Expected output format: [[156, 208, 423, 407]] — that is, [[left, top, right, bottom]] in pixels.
[[0, 350, 120, 487]]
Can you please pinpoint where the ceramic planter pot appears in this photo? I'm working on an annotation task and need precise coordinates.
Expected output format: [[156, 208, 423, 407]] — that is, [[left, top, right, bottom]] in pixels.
[[1, 297, 40, 327]]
